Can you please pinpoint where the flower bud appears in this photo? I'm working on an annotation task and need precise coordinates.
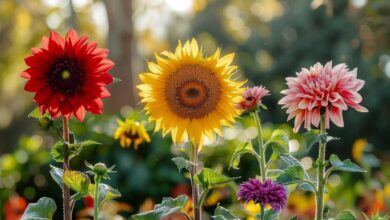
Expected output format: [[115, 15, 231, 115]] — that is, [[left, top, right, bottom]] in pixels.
[[38, 116, 52, 130], [93, 163, 108, 176]]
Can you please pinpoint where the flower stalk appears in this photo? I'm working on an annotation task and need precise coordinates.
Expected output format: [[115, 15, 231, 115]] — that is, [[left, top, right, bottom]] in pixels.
[[253, 111, 266, 182], [315, 115, 327, 220], [93, 175, 101, 220], [189, 140, 201, 220], [62, 117, 71, 220]]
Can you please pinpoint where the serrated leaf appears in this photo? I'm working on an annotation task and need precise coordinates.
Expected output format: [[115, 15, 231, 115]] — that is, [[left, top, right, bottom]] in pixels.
[[329, 154, 365, 173], [334, 210, 357, 220], [276, 166, 305, 185], [21, 197, 57, 220], [172, 157, 195, 173], [265, 129, 289, 153], [132, 195, 188, 220], [212, 205, 240, 220], [194, 168, 238, 191], [49, 165, 63, 190], [51, 141, 81, 162], [88, 183, 121, 209], [63, 171, 90, 195], [229, 142, 257, 170]]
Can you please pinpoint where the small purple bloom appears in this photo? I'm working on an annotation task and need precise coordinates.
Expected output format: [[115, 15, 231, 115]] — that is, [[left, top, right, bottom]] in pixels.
[[237, 178, 287, 212]]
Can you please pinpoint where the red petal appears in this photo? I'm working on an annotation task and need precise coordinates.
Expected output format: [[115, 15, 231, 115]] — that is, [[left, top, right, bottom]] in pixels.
[[65, 29, 79, 46], [41, 36, 49, 50], [48, 93, 61, 117], [88, 98, 103, 114], [22, 68, 46, 79], [48, 32, 65, 55], [34, 86, 52, 103], [95, 60, 114, 73], [24, 79, 46, 92], [73, 105, 86, 122], [60, 102, 73, 118]]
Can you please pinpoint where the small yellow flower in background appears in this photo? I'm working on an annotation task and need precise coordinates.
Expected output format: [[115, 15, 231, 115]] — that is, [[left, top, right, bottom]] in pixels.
[[352, 138, 368, 162], [114, 119, 151, 149], [244, 200, 261, 220], [138, 39, 245, 151], [384, 183, 390, 198]]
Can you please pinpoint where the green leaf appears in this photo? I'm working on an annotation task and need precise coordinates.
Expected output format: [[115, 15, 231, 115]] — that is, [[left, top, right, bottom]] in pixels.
[[334, 210, 357, 220], [265, 129, 289, 153], [132, 195, 188, 220], [279, 153, 310, 179], [212, 205, 240, 220], [63, 171, 90, 195], [329, 154, 365, 173], [289, 217, 298, 220], [51, 140, 100, 162], [28, 107, 48, 119], [194, 168, 238, 191], [299, 182, 316, 193], [21, 197, 57, 220], [229, 142, 257, 170], [89, 183, 121, 209], [302, 130, 323, 152], [172, 157, 195, 173], [276, 166, 305, 185], [263, 208, 278, 220], [70, 140, 101, 149], [49, 165, 63, 190]]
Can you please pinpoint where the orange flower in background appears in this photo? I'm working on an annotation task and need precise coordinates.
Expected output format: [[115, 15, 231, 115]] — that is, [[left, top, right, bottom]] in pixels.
[[279, 62, 368, 132], [4, 194, 27, 220], [21, 29, 113, 121]]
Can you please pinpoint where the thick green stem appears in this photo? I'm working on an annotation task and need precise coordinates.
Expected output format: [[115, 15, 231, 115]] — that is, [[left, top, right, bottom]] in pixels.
[[62, 117, 71, 220], [315, 115, 327, 220], [260, 205, 265, 220], [189, 139, 201, 220], [253, 111, 266, 182], [93, 175, 102, 220]]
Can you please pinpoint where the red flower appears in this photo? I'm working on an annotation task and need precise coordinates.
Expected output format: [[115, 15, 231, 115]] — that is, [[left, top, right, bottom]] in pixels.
[[21, 29, 114, 121]]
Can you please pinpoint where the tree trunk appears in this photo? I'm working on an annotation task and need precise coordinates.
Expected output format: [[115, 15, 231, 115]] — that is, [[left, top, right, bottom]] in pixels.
[[103, 0, 137, 110]]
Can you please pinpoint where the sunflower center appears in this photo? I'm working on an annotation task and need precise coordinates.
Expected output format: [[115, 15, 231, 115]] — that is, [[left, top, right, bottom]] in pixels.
[[48, 58, 84, 95], [165, 64, 222, 119]]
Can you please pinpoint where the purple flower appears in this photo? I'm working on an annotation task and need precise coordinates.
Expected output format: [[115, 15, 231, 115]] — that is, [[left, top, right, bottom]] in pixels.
[[237, 178, 287, 212]]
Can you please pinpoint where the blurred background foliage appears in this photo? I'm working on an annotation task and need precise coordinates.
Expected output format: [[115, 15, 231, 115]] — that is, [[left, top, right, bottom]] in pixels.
[[0, 0, 389, 219]]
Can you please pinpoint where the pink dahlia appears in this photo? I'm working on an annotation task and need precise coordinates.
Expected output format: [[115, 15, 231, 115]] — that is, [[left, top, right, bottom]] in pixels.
[[279, 62, 368, 132], [236, 86, 270, 111]]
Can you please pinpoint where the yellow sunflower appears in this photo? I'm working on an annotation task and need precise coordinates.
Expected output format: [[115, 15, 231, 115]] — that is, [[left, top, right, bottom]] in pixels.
[[114, 119, 151, 149], [138, 39, 245, 150]]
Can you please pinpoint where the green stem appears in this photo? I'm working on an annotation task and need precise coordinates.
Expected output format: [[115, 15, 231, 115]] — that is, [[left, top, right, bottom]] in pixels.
[[62, 117, 71, 220], [260, 205, 265, 220], [253, 111, 266, 182], [315, 115, 327, 220], [93, 175, 101, 220], [189, 139, 201, 220]]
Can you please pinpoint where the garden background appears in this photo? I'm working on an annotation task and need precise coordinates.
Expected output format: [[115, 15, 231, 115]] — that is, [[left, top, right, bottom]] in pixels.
[[0, 0, 389, 219]]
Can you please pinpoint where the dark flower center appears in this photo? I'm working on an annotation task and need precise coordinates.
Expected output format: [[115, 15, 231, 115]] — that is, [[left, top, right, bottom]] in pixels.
[[125, 132, 140, 140], [48, 58, 84, 95]]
